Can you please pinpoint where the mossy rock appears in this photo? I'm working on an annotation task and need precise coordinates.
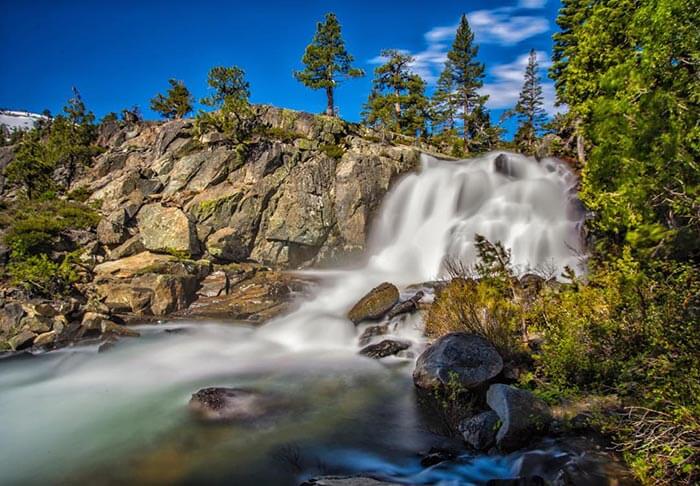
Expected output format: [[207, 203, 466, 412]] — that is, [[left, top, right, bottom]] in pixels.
[[347, 282, 399, 324]]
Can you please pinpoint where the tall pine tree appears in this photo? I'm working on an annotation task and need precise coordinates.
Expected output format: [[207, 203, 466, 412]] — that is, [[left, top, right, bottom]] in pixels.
[[362, 50, 429, 137], [514, 50, 546, 153], [447, 14, 486, 149], [294, 13, 364, 117], [431, 61, 458, 132]]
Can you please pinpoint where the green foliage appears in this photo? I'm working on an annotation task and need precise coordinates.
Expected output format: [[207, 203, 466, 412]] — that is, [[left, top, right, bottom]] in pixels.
[[5, 130, 54, 199], [320, 143, 345, 160], [201, 66, 250, 108], [513, 50, 547, 154], [362, 50, 430, 137], [150, 79, 194, 119], [7, 253, 79, 295], [294, 12, 363, 116]]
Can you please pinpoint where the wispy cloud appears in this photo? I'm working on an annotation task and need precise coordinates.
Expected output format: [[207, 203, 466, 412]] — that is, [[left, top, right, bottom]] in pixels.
[[480, 51, 561, 115], [369, 5, 550, 85]]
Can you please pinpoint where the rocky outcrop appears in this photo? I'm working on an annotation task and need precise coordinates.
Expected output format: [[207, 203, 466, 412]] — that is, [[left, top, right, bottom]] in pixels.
[[412, 332, 504, 390], [70, 106, 430, 270], [486, 384, 552, 452], [347, 282, 400, 324]]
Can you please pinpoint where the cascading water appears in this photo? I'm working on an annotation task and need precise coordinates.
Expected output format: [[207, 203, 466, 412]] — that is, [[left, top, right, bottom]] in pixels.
[[0, 152, 591, 485]]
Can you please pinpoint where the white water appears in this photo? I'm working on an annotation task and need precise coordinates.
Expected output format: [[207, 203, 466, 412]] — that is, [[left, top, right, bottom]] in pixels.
[[0, 152, 586, 483]]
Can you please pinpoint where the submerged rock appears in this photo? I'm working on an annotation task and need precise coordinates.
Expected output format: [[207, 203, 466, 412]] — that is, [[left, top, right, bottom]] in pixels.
[[413, 332, 503, 390], [486, 384, 552, 452], [188, 387, 281, 422], [347, 282, 399, 324], [359, 339, 410, 359], [301, 476, 400, 486]]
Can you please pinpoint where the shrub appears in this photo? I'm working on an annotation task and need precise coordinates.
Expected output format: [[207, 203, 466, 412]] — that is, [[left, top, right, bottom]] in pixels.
[[7, 253, 79, 295], [320, 143, 345, 160]]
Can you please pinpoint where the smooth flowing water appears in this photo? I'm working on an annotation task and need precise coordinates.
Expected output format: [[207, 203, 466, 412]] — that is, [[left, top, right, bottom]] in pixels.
[[0, 153, 591, 485]]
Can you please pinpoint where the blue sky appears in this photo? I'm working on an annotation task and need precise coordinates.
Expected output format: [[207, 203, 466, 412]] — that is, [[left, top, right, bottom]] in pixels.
[[0, 0, 561, 134]]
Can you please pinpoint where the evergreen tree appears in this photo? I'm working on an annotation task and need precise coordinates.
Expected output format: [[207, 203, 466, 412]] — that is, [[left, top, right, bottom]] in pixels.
[[150, 79, 194, 119], [5, 129, 53, 199], [294, 13, 364, 117], [362, 50, 429, 136], [201, 66, 250, 108], [431, 61, 458, 132], [513, 50, 547, 153], [446, 14, 486, 148]]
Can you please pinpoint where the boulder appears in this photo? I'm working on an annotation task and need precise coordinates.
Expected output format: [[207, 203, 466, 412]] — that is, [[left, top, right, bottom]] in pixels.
[[358, 324, 389, 346], [94, 251, 175, 279], [137, 204, 199, 256], [206, 227, 250, 262], [359, 339, 410, 359], [8, 329, 36, 350], [412, 333, 503, 390], [101, 320, 140, 337], [108, 235, 146, 260], [486, 384, 552, 452], [97, 209, 129, 246], [347, 282, 399, 324], [0, 303, 25, 335], [188, 387, 281, 422], [459, 410, 500, 451], [33, 330, 57, 347]]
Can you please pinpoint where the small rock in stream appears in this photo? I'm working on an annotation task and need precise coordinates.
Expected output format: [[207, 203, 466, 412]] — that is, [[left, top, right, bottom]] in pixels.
[[359, 339, 410, 359], [188, 387, 283, 423]]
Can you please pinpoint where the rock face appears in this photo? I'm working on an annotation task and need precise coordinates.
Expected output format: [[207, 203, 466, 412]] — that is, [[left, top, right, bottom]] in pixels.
[[413, 332, 504, 390], [486, 384, 552, 452], [188, 387, 281, 422], [347, 282, 400, 324], [137, 204, 199, 256]]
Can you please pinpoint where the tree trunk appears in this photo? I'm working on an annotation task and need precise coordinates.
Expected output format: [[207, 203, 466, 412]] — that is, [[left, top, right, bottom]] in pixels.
[[463, 100, 470, 152], [575, 119, 586, 164], [325, 86, 335, 117]]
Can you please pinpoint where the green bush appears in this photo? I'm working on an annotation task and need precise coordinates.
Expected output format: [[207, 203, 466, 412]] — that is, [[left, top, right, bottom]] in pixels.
[[320, 143, 345, 160], [7, 253, 79, 294]]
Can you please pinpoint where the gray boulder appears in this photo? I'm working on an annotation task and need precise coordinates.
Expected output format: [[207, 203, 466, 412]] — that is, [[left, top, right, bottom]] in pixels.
[[97, 208, 129, 246], [137, 203, 199, 256], [486, 384, 552, 451], [458, 410, 500, 450], [188, 387, 282, 422], [413, 332, 503, 390]]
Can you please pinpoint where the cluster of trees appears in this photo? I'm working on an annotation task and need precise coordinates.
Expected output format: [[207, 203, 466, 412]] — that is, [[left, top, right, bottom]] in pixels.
[[144, 12, 548, 156]]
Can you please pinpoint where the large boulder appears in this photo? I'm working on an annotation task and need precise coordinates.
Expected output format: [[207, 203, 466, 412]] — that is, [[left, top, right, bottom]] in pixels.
[[206, 227, 250, 262], [486, 384, 552, 452], [137, 204, 199, 256], [347, 282, 399, 324], [96, 208, 129, 246], [188, 387, 282, 422], [412, 333, 503, 390]]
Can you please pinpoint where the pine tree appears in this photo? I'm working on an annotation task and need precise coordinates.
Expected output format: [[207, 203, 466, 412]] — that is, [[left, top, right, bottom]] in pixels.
[[362, 50, 429, 136], [514, 50, 546, 153], [447, 14, 486, 148], [201, 66, 250, 108], [432, 61, 458, 132], [150, 79, 194, 119], [5, 129, 53, 199], [294, 13, 364, 117]]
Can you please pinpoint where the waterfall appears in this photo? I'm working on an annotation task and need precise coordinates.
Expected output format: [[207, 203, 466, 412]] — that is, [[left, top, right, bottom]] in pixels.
[[259, 151, 585, 350]]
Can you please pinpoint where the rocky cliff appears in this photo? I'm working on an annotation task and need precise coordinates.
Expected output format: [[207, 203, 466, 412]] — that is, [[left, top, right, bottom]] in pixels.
[[1, 106, 447, 350], [80, 106, 435, 269]]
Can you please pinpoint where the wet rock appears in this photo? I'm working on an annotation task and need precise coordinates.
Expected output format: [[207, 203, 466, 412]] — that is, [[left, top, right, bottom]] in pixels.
[[347, 282, 399, 324], [486, 477, 546, 486], [486, 384, 552, 452], [188, 387, 280, 422], [419, 447, 457, 467], [101, 320, 140, 338], [33, 330, 57, 347], [413, 333, 504, 391], [301, 476, 400, 486], [9, 329, 36, 350], [458, 410, 500, 450], [357, 324, 389, 346], [136, 204, 199, 256], [359, 339, 410, 359], [386, 290, 424, 319], [494, 153, 514, 177]]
